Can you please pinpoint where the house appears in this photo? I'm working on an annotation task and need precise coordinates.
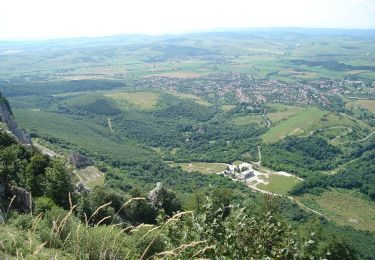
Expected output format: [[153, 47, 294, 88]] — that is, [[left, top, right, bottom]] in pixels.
[[235, 170, 255, 181]]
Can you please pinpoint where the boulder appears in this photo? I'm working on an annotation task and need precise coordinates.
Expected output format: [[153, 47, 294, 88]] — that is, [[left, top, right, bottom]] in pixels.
[[69, 152, 92, 168], [10, 186, 32, 213]]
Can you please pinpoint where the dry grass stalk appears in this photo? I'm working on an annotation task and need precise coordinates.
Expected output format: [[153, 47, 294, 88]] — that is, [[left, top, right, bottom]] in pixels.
[[189, 246, 215, 259], [32, 242, 46, 255], [156, 240, 207, 259], [95, 215, 112, 227], [87, 202, 112, 225], [140, 211, 193, 260]]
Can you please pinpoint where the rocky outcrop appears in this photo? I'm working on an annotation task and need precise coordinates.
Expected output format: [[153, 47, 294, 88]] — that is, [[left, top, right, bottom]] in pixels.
[[69, 152, 92, 168], [0, 94, 32, 145], [10, 186, 32, 213], [148, 182, 163, 207]]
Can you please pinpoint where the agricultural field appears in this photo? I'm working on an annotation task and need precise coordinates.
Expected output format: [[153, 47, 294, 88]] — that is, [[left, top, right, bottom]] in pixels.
[[149, 71, 204, 79], [347, 99, 375, 114], [298, 189, 375, 232]]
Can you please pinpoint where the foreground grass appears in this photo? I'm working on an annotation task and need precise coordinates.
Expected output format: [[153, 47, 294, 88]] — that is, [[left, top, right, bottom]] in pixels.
[[298, 188, 375, 231]]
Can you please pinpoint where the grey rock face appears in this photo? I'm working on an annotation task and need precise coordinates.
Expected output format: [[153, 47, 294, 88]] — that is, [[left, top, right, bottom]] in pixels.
[[69, 152, 92, 168], [0, 100, 32, 145], [10, 186, 32, 213], [148, 182, 163, 207]]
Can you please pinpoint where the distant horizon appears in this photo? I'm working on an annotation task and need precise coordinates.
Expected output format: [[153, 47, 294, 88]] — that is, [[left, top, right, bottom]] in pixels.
[[1, 26, 375, 43], [1, 0, 375, 41]]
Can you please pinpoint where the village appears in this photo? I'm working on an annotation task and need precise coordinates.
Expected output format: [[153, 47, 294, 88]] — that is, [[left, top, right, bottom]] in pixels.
[[134, 72, 366, 107]]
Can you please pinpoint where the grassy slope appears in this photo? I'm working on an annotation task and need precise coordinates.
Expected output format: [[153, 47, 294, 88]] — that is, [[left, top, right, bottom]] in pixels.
[[298, 189, 375, 231], [13, 109, 153, 164], [233, 115, 265, 126], [267, 103, 304, 123], [262, 107, 372, 143], [262, 107, 327, 143]]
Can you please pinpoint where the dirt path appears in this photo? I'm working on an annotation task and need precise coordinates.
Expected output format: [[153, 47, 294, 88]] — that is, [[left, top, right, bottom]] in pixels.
[[262, 112, 271, 128], [288, 196, 326, 218], [302, 126, 353, 140], [107, 118, 114, 132], [357, 131, 375, 142], [331, 126, 353, 142], [257, 145, 262, 166], [246, 184, 327, 218], [33, 142, 59, 157]]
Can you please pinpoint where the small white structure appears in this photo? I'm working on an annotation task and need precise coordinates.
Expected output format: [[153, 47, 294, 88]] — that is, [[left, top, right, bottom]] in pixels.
[[223, 162, 255, 181]]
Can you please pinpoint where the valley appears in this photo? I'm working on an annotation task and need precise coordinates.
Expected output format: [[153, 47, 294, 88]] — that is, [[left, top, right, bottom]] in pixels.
[[1, 29, 375, 258]]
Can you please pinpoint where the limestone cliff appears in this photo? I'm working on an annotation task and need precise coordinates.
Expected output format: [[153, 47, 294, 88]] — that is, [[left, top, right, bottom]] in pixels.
[[0, 93, 32, 145]]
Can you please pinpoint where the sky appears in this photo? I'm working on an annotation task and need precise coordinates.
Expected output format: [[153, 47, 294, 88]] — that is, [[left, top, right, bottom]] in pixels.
[[0, 0, 375, 40]]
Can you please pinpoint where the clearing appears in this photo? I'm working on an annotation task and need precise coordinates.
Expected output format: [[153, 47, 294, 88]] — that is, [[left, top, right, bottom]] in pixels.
[[74, 166, 105, 189], [173, 162, 227, 174], [233, 115, 265, 126], [257, 173, 301, 195], [170, 92, 212, 106], [221, 104, 236, 112], [266, 103, 304, 123], [104, 91, 160, 110]]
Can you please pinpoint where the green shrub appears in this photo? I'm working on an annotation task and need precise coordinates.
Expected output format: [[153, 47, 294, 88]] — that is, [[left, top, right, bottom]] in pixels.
[[34, 196, 57, 215]]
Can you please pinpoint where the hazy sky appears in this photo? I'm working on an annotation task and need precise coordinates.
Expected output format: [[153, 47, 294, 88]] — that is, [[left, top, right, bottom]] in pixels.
[[1, 0, 375, 40]]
